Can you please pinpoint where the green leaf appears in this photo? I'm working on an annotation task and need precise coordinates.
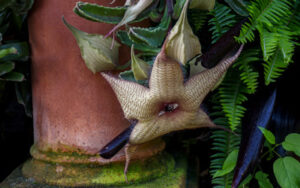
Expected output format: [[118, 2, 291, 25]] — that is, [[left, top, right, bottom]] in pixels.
[[63, 18, 119, 73], [213, 149, 238, 178], [0, 42, 29, 62], [236, 0, 292, 43], [0, 47, 17, 59], [0, 72, 25, 82], [117, 30, 160, 54], [129, 8, 171, 47], [173, 0, 186, 19], [238, 174, 252, 188], [74, 2, 127, 24], [258, 126, 275, 145], [263, 46, 289, 85], [273, 157, 300, 188], [255, 171, 273, 188], [257, 25, 279, 61], [131, 45, 150, 81], [224, 0, 248, 17], [0, 61, 15, 76], [209, 3, 237, 44], [74, 1, 153, 25], [282, 133, 300, 157]]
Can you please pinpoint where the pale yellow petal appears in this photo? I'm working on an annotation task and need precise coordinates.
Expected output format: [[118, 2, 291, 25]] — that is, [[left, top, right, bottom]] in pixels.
[[188, 109, 215, 128], [101, 73, 152, 120], [149, 52, 184, 102], [184, 45, 244, 108]]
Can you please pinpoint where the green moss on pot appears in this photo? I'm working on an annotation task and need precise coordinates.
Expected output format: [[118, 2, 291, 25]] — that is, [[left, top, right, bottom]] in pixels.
[[22, 152, 183, 187]]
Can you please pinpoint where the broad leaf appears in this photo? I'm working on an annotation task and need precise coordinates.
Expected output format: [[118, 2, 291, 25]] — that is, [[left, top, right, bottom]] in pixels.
[[74, 1, 154, 25], [0, 47, 17, 59], [224, 0, 248, 16], [106, 0, 154, 37], [258, 126, 275, 145], [63, 18, 119, 73], [0, 72, 24, 82], [117, 30, 160, 54], [0, 42, 29, 62], [282, 133, 300, 156], [74, 2, 126, 24], [129, 7, 171, 47], [255, 171, 273, 188], [213, 149, 238, 178], [273, 157, 300, 188], [0, 61, 15, 76]]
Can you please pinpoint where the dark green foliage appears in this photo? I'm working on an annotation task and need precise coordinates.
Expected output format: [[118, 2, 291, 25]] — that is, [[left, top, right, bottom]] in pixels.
[[209, 3, 237, 44], [0, 0, 33, 116], [237, 0, 292, 43], [210, 109, 241, 188], [224, 0, 248, 17], [188, 9, 208, 32]]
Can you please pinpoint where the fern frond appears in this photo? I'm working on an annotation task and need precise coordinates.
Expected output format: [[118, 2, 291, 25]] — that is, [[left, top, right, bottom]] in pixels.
[[209, 3, 237, 44], [218, 70, 249, 131], [233, 49, 260, 94], [237, 0, 292, 43], [263, 46, 289, 85], [257, 25, 278, 61], [288, 0, 300, 36], [188, 9, 208, 32], [210, 108, 241, 188]]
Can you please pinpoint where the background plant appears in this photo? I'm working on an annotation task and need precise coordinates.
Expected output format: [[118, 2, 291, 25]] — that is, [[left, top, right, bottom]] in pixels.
[[0, 0, 33, 181]]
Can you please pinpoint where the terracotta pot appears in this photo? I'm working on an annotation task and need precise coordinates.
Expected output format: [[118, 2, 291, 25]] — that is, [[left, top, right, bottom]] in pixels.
[[22, 0, 171, 186]]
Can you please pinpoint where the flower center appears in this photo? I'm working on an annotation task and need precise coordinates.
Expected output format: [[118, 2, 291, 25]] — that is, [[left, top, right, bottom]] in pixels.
[[158, 103, 179, 116]]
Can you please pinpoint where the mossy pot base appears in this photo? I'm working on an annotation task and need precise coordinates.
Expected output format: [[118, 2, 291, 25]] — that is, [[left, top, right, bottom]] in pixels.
[[20, 152, 186, 187]]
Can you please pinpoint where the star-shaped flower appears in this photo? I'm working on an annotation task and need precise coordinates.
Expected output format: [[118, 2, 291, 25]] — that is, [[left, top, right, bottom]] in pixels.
[[102, 44, 244, 145]]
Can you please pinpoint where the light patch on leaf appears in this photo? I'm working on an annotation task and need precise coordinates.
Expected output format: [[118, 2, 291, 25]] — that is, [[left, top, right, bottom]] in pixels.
[[63, 18, 119, 73]]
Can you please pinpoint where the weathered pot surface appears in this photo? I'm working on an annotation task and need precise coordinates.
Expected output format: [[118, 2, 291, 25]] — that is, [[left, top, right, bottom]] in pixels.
[[27, 0, 163, 164]]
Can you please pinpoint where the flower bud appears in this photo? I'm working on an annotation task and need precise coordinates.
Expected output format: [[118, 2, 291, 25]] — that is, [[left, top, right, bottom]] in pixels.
[[165, 0, 202, 65], [131, 45, 150, 81]]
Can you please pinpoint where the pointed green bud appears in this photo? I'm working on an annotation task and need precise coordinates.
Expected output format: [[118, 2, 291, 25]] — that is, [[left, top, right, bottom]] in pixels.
[[190, 0, 215, 11], [165, 0, 202, 65], [63, 18, 119, 74], [131, 45, 150, 81]]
